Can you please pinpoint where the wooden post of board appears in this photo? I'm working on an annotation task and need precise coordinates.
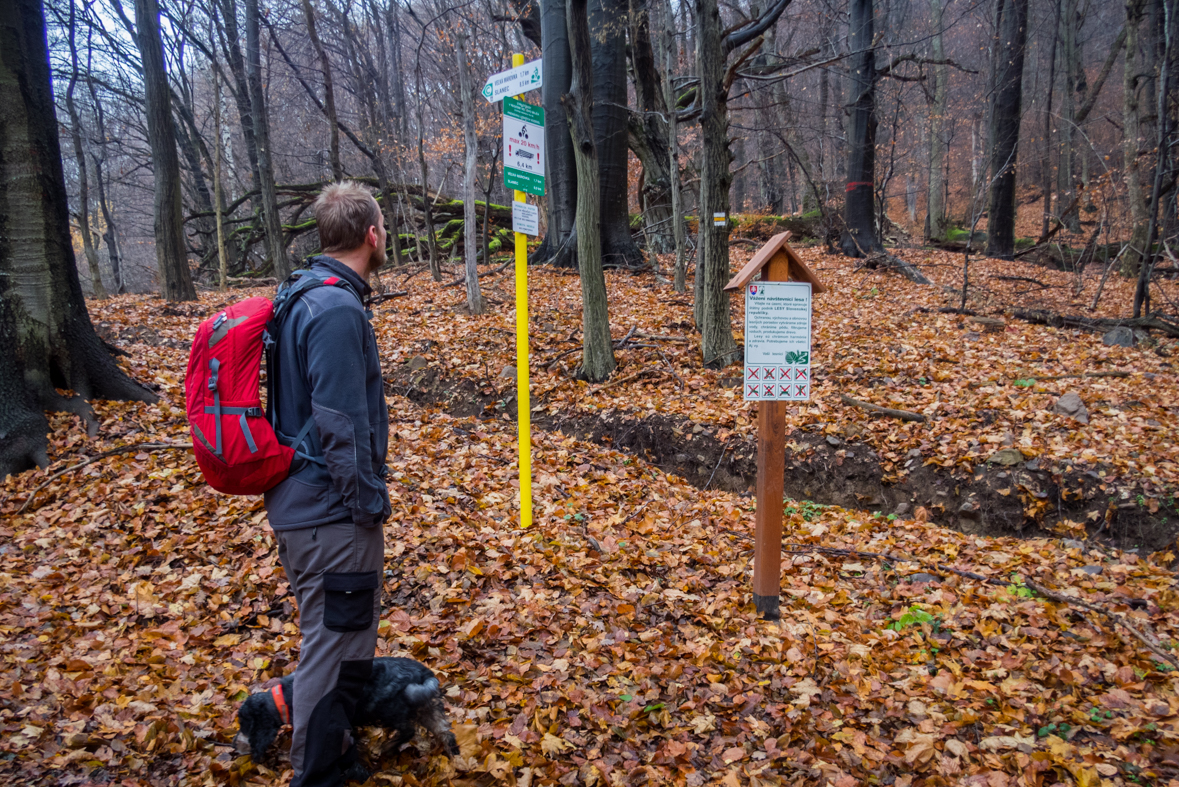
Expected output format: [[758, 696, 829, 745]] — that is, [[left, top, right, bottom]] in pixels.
[[724, 232, 827, 621], [752, 249, 790, 620]]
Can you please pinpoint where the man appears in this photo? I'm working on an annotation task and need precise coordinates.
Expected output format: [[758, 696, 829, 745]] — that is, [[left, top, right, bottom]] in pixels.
[[264, 181, 391, 787]]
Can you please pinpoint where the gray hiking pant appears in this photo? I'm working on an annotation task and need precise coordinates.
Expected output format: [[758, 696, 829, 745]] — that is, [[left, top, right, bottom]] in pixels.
[[276, 520, 384, 787]]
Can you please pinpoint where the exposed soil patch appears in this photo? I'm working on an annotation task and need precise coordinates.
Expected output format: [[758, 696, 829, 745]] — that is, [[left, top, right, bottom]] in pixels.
[[391, 363, 1179, 552]]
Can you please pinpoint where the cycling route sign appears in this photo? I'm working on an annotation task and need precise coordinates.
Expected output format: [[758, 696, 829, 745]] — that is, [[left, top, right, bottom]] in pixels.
[[502, 95, 545, 196]]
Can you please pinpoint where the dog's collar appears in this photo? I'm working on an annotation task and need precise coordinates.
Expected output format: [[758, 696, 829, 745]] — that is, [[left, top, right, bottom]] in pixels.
[[270, 685, 291, 725]]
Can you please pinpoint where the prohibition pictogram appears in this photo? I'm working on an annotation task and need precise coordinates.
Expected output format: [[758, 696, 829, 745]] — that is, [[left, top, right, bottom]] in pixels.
[[742, 366, 810, 400]]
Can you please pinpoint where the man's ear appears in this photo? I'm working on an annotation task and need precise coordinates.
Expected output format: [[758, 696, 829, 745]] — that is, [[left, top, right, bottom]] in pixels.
[[366, 225, 379, 247]]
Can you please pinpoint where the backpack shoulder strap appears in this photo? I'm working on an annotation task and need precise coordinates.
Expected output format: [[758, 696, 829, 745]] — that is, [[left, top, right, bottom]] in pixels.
[[264, 267, 363, 464], [270, 268, 363, 329]]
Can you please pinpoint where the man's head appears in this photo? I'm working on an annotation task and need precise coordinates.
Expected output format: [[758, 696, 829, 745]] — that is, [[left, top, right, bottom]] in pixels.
[[312, 181, 387, 279]]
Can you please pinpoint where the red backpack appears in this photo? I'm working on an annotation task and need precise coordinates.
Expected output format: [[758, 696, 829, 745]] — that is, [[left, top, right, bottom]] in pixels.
[[184, 271, 358, 495]]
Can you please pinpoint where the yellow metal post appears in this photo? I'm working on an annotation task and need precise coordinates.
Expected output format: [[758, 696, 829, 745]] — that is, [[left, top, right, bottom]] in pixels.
[[511, 52, 533, 529]]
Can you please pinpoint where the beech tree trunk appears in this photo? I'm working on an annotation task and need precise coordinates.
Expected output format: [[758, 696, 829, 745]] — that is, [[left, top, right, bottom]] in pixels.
[[653, 0, 686, 291], [0, 0, 156, 478], [64, 0, 106, 299], [215, 0, 265, 259], [171, 93, 219, 267], [840, 0, 883, 257], [1124, 0, 1151, 274], [457, 34, 485, 315], [564, 0, 616, 382], [925, 0, 949, 241], [1133, 0, 1174, 317], [1056, 0, 1081, 232], [244, 0, 289, 279], [590, 0, 644, 268], [301, 0, 342, 182], [1039, 0, 1060, 241], [86, 78, 123, 293], [628, 0, 674, 254], [534, 0, 579, 268], [213, 61, 228, 291], [984, 0, 1029, 260], [133, 0, 197, 300], [694, 0, 740, 367]]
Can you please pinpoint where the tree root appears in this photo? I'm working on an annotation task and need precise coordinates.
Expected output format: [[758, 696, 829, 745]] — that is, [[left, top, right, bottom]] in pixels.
[[593, 368, 670, 392], [18, 442, 191, 514]]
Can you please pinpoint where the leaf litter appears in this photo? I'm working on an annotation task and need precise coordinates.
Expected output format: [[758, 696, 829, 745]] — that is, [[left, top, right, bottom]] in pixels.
[[1, 249, 1178, 786]]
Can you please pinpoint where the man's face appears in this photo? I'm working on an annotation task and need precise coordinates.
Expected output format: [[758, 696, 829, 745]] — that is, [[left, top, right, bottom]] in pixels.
[[367, 203, 387, 274]]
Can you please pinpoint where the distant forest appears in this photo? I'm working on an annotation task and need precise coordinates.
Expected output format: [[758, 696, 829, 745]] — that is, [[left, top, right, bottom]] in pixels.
[[39, 0, 1155, 296]]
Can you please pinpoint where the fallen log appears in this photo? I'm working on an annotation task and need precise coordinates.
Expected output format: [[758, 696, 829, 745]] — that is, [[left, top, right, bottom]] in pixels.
[[863, 253, 933, 285], [368, 291, 409, 306], [226, 276, 278, 287], [443, 259, 513, 287], [1012, 309, 1179, 338], [839, 394, 926, 422], [635, 330, 693, 343], [1030, 371, 1131, 381], [990, 275, 1049, 288]]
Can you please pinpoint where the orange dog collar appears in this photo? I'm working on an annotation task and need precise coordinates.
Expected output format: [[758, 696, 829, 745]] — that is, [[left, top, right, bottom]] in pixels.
[[270, 685, 291, 725]]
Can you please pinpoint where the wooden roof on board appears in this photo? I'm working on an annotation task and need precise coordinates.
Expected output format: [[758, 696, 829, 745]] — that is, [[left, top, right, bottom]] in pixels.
[[723, 231, 828, 293]]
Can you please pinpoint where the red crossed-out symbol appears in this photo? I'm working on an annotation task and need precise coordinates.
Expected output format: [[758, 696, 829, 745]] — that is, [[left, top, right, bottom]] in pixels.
[[796, 367, 808, 380], [747, 384, 759, 397], [764, 367, 775, 380], [779, 385, 790, 397], [763, 384, 775, 396], [747, 367, 759, 380], [779, 368, 790, 379], [796, 384, 807, 396]]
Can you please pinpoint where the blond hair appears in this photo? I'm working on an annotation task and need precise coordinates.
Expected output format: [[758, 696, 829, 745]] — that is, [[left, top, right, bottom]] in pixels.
[[312, 181, 381, 252]]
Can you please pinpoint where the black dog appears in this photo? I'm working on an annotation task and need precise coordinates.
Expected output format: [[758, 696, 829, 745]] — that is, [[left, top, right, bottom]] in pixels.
[[235, 657, 460, 770]]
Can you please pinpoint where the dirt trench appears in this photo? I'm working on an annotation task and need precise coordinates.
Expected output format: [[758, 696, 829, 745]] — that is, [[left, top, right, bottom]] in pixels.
[[389, 364, 1178, 553]]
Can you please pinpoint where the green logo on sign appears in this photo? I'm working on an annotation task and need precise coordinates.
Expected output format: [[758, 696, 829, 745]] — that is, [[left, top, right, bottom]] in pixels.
[[482, 83, 493, 100], [530, 68, 540, 83]]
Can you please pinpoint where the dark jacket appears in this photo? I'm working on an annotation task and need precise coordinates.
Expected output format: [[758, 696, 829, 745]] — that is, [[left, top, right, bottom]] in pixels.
[[263, 257, 390, 530]]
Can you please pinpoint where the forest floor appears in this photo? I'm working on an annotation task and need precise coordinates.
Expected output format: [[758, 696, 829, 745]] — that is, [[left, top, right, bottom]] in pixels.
[[2, 243, 1179, 787]]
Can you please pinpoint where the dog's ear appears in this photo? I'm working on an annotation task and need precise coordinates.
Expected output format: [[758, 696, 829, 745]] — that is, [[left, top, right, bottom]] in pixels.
[[237, 692, 282, 762]]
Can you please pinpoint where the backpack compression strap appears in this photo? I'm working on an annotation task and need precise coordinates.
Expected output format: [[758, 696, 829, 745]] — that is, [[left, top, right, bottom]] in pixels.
[[203, 356, 263, 457]]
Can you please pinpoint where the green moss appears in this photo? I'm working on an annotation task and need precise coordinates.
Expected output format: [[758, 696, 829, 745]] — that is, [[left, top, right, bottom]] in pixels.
[[439, 219, 465, 240], [1015, 237, 1035, 249], [629, 213, 644, 229], [946, 227, 987, 245]]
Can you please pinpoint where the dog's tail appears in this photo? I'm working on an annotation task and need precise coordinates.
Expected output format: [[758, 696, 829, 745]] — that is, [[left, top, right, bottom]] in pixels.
[[403, 676, 441, 706]]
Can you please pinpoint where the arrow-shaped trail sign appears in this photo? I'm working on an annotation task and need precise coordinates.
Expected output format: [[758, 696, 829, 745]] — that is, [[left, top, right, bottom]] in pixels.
[[482, 59, 543, 103]]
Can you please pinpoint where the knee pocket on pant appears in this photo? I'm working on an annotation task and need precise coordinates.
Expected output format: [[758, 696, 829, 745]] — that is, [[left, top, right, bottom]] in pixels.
[[323, 571, 379, 632]]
